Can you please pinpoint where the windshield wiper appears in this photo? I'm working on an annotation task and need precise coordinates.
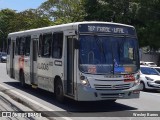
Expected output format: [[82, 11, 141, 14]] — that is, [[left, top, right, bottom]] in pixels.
[[95, 35, 107, 63], [111, 41, 115, 74]]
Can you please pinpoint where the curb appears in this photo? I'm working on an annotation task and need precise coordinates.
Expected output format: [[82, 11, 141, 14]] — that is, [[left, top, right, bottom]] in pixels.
[[0, 84, 69, 120]]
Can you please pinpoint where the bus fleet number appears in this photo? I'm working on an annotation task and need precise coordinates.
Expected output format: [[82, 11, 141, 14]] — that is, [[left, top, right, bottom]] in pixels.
[[38, 63, 49, 70]]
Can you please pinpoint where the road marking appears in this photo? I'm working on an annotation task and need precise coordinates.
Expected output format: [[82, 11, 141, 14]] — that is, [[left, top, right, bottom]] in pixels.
[[0, 84, 72, 120]]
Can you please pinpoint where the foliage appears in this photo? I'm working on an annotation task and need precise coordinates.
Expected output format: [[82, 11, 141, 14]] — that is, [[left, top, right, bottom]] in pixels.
[[0, 9, 17, 50], [136, 0, 160, 50], [0, 8, 52, 51], [84, 0, 160, 49], [38, 0, 86, 24], [15, 9, 51, 30], [0, 0, 160, 50]]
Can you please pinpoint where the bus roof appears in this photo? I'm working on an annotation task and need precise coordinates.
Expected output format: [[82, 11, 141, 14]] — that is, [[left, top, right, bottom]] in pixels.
[[8, 21, 135, 36]]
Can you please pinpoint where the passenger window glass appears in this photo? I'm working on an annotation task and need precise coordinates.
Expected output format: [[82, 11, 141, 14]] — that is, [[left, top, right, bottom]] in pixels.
[[25, 36, 31, 56], [38, 35, 42, 57], [41, 33, 52, 58], [52, 32, 63, 58], [15, 38, 19, 55], [19, 37, 25, 55]]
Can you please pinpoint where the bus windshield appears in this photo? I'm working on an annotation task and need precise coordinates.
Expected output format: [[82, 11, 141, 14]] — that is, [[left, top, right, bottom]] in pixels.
[[79, 35, 139, 74]]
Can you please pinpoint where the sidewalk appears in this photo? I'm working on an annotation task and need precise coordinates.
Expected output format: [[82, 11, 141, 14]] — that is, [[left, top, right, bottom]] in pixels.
[[0, 84, 68, 120], [0, 91, 48, 120]]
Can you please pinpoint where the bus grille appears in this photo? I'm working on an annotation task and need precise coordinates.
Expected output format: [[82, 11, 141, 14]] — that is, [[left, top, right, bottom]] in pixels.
[[100, 93, 125, 98], [94, 84, 130, 90]]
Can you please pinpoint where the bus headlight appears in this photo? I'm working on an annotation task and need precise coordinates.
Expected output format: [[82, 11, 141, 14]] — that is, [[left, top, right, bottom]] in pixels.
[[80, 75, 90, 87]]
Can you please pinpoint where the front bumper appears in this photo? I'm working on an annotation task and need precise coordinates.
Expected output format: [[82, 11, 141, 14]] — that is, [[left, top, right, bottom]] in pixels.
[[146, 82, 160, 89], [76, 83, 141, 101]]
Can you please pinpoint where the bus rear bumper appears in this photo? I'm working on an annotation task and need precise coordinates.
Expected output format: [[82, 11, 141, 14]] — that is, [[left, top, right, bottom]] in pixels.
[[76, 84, 141, 101]]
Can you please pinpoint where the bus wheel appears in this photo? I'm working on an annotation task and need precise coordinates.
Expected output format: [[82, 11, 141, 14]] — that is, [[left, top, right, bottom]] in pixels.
[[55, 79, 64, 103], [19, 71, 26, 88]]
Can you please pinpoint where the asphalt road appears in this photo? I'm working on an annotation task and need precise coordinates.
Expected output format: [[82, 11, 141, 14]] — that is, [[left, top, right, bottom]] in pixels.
[[0, 63, 160, 120]]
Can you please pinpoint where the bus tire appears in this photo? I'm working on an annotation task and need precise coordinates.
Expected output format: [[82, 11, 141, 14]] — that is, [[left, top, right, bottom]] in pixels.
[[19, 71, 26, 88], [55, 79, 64, 103]]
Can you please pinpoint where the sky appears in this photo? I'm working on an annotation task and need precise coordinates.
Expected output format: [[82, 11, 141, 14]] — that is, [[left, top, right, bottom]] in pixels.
[[0, 0, 47, 12]]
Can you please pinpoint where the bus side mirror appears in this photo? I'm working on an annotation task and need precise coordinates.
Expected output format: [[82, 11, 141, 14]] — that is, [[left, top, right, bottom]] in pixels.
[[74, 39, 79, 49]]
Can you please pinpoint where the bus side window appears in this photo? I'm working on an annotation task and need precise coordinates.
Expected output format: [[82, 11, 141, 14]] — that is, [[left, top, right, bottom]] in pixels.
[[41, 33, 52, 58], [38, 35, 42, 57], [19, 37, 25, 55], [15, 37, 19, 55], [52, 32, 63, 59], [24, 36, 31, 56]]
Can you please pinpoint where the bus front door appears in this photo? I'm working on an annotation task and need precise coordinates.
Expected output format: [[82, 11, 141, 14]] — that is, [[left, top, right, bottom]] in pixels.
[[30, 39, 38, 87], [66, 36, 75, 96]]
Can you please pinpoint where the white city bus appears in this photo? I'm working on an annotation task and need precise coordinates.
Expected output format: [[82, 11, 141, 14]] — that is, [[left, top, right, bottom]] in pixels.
[[6, 21, 141, 102]]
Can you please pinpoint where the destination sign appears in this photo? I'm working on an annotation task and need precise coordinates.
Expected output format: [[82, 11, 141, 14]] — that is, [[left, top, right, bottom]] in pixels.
[[78, 24, 136, 35]]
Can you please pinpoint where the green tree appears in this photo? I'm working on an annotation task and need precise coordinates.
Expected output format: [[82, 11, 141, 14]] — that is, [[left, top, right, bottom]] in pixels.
[[0, 9, 17, 51], [136, 0, 160, 49], [83, 0, 160, 49], [0, 8, 52, 51], [38, 0, 86, 24], [84, 0, 139, 24], [14, 9, 51, 31]]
